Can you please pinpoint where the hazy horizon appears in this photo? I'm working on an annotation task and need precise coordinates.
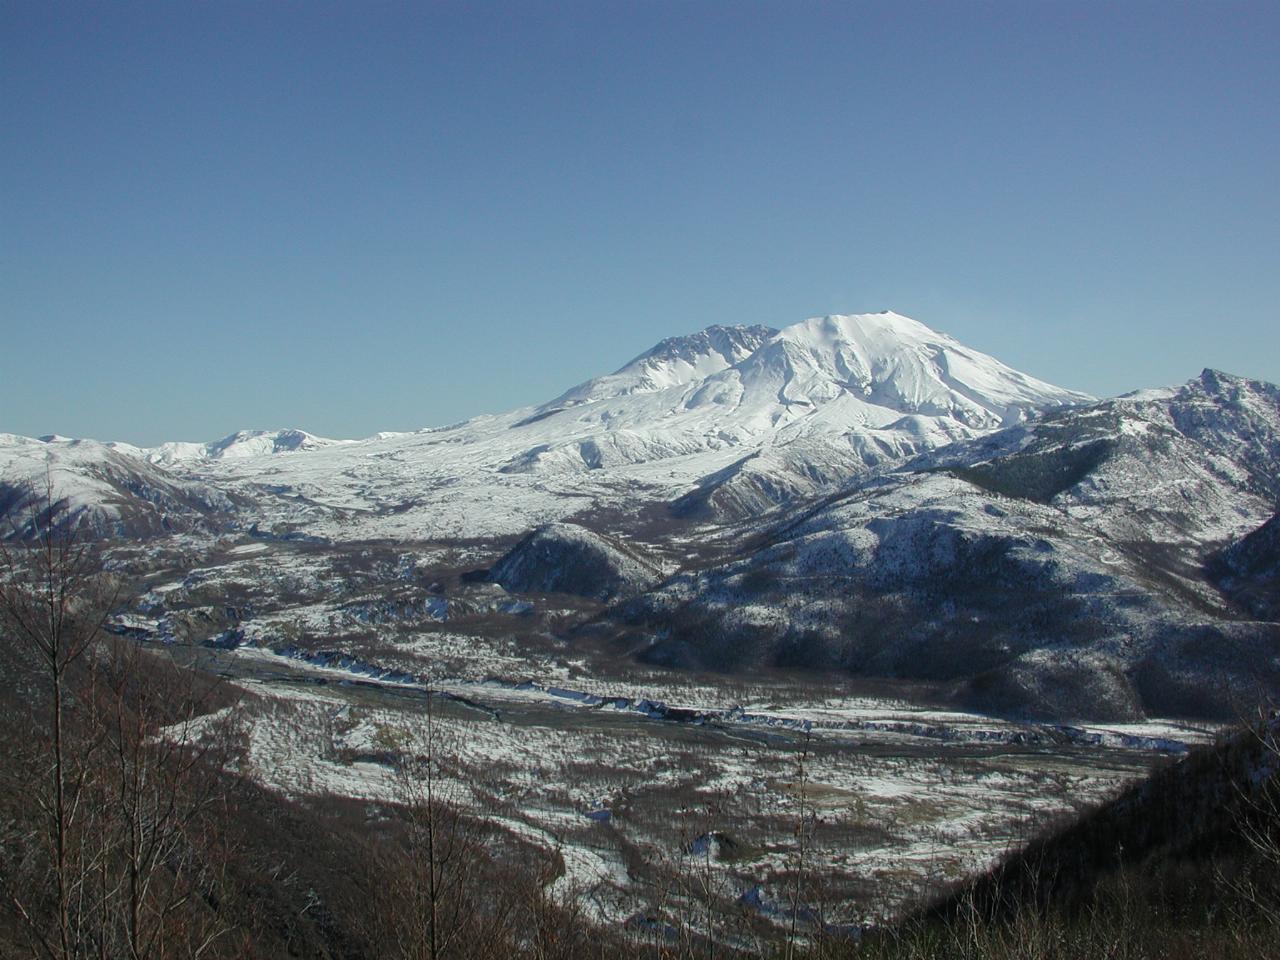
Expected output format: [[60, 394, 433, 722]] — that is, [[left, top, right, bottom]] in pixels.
[[4, 2, 1278, 445]]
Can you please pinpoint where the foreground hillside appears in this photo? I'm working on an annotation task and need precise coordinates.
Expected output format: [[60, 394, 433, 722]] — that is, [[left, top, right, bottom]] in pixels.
[[2, 592, 1275, 958], [856, 712, 1280, 960], [0, 486, 1240, 957]]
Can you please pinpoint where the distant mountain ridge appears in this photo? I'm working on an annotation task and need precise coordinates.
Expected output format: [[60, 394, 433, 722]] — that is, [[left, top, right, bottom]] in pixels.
[[0, 310, 1150, 543], [125, 428, 347, 464], [0, 433, 241, 539], [6, 310, 1279, 721]]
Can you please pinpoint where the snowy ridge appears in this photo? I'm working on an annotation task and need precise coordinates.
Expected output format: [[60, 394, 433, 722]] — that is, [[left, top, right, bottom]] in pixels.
[[620, 368, 1280, 719], [546, 323, 778, 408], [0, 433, 238, 538], [144, 428, 349, 463], [1, 310, 1092, 541]]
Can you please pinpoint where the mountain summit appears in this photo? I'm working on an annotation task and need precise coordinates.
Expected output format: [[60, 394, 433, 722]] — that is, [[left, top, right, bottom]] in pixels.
[[2, 310, 1092, 540], [493, 312, 1091, 476], [731, 312, 1089, 429], [549, 324, 778, 408]]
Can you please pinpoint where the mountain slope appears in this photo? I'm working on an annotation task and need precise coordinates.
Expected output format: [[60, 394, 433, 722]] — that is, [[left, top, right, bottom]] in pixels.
[[1210, 514, 1280, 620], [723, 312, 1087, 430], [616, 371, 1280, 720], [882, 715, 1280, 955], [488, 523, 665, 602], [0, 434, 241, 540], [544, 323, 778, 408], [3, 311, 1087, 543], [933, 714, 1280, 917]]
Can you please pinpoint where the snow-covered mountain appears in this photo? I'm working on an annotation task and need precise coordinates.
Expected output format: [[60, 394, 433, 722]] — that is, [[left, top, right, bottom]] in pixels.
[[5, 309, 1278, 721], [140, 428, 347, 464], [2, 311, 1091, 542], [494, 311, 1091, 476], [713, 312, 1085, 429], [617, 369, 1280, 720]]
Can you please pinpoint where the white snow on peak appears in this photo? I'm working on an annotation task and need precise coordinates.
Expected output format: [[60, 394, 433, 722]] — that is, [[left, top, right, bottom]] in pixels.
[[1, 310, 1097, 540], [146, 429, 348, 463], [727, 312, 1092, 430], [547, 324, 778, 409], [490, 312, 1089, 472]]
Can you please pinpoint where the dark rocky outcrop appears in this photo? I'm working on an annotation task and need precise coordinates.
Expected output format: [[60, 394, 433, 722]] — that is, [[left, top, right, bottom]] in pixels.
[[489, 522, 663, 602], [1209, 513, 1280, 620]]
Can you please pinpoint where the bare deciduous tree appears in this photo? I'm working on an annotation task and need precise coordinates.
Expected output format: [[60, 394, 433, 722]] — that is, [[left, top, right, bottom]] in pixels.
[[785, 725, 815, 960], [1, 477, 237, 960], [367, 687, 493, 960], [1, 475, 120, 959]]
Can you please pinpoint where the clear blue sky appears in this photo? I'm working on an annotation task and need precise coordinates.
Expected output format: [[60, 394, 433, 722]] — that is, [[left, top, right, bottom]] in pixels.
[[3, 1, 1277, 444]]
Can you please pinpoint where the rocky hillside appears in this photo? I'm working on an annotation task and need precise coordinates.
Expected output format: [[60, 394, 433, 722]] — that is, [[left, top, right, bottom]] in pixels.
[[0, 434, 241, 540], [616, 371, 1280, 720], [488, 523, 664, 602], [1210, 513, 1280, 620]]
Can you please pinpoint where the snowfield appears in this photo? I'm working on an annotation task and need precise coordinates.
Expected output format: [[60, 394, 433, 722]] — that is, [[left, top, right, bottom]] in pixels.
[[6, 309, 1279, 929], [3, 311, 1093, 543]]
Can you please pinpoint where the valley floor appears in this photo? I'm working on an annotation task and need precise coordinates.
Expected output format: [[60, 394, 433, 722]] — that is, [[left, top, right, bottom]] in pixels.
[[93, 520, 1243, 940], [167, 629, 1215, 933]]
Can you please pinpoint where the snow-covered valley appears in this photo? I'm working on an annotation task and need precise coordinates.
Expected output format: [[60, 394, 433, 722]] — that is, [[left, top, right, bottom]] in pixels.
[[4, 309, 1278, 931], [156, 606, 1213, 929]]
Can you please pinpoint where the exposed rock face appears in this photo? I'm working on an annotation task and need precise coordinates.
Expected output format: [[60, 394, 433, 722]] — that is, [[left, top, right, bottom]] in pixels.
[[489, 523, 663, 602]]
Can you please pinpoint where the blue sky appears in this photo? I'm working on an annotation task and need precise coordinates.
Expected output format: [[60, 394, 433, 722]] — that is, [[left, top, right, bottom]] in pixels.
[[3, 1, 1277, 444]]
